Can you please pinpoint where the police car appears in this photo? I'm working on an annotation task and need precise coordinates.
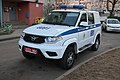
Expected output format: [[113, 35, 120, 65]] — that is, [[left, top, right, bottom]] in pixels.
[[19, 5, 101, 69]]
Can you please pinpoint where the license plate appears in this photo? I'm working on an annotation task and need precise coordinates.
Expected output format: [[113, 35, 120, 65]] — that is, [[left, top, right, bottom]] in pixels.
[[24, 47, 38, 54]]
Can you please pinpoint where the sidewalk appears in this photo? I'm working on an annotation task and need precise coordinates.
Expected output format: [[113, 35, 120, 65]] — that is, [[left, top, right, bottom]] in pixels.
[[0, 29, 23, 41], [55, 47, 120, 80]]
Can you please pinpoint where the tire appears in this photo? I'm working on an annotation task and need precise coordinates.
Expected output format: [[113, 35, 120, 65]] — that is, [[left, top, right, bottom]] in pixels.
[[60, 47, 75, 70], [22, 52, 35, 59], [91, 36, 100, 51]]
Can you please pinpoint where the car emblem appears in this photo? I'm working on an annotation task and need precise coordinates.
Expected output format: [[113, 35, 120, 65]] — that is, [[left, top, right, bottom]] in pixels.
[[30, 36, 38, 41]]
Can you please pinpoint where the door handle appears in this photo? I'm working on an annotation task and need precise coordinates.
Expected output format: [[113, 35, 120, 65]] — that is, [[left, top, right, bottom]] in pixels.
[[86, 27, 89, 30], [78, 29, 80, 31]]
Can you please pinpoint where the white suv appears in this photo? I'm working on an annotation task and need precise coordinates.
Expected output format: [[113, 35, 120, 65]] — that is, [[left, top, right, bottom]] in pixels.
[[19, 5, 101, 69]]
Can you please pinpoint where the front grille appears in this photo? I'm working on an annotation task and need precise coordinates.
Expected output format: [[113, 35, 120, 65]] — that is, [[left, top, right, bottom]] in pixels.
[[23, 33, 45, 44]]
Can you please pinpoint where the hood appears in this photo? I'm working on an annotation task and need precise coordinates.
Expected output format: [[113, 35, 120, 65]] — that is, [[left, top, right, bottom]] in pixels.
[[108, 24, 120, 28], [23, 24, 74, 36]]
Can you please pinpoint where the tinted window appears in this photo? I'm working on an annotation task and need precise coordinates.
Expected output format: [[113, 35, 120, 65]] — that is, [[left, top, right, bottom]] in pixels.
[[88, 13, 94, 24], [108, 20, 120, 24], [80, 13, 87, 23]]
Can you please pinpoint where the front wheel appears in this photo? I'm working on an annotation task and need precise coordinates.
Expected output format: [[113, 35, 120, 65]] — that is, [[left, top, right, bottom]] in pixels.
[[60, 47, 75, 70], [91, 36, 100, 51]]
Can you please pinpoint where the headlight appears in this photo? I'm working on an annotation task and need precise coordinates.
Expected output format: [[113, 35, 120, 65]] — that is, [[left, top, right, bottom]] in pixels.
[[20, 32, 25, 39], [45, 36, 63, 43]]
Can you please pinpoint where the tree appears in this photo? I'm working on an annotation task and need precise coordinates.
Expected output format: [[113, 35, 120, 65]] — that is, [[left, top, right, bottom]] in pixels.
[[107, 0, 119, 16]]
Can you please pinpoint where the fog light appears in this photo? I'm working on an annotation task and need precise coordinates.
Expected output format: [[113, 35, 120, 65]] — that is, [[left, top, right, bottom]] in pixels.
[[46, 51, 57, 56]]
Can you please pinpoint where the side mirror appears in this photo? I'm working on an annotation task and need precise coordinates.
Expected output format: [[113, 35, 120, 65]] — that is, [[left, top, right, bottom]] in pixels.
[[79, 22, 88, 27]]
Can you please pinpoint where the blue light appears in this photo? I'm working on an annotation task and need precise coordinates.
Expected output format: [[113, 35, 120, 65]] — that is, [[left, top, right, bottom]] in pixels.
[[58, 5, 67, 9], [58, 5, 85, 9], [73, 5, 85, 9]]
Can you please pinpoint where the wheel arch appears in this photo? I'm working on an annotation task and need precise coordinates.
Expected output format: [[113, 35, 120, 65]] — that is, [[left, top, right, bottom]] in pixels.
[[63, 38, 78, 54], [93, 32, 101, 44], [67, 43, 77, 54]]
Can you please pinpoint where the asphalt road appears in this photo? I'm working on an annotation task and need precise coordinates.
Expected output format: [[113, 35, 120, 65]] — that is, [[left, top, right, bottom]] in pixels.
[[0, 32, 120, 80]]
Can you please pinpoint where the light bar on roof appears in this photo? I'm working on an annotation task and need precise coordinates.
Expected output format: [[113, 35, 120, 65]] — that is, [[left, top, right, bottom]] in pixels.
[[73, 5, 85, 9], [58, 5, 85, 9], [58, 5, 67, 9]]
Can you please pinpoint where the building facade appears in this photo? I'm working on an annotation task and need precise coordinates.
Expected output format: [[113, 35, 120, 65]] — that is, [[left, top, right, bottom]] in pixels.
[[42, 0, 55, 16], [2, 0, 43, 25]]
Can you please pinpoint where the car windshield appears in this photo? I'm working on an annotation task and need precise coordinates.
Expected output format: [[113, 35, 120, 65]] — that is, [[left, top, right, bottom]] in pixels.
[[108, 20, 120, 24], [42, 11, 79, 26]]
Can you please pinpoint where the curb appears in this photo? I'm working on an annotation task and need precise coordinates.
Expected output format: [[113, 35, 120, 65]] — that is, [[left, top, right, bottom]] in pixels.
[[0, 36, 20, 42], [55, 47, 120, 80]]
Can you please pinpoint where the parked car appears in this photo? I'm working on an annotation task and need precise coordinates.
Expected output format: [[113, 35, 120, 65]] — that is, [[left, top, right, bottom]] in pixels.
[[102, 19, 120, 32]]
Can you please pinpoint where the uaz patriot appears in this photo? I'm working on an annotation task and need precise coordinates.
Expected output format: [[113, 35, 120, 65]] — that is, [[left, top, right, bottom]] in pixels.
[[18, 5, 101, 69]]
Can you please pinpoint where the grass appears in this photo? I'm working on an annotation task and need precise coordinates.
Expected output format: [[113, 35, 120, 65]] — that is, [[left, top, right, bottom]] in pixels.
[[0, 29, 14, 35]]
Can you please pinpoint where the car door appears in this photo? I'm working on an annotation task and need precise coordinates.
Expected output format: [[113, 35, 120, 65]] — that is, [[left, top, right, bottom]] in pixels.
[[88, 13, 96, 44], [78, 13, 90, 49]]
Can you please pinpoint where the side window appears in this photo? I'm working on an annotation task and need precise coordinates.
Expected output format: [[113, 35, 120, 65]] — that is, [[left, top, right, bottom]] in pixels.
[[88, 13, 94, 25], [80, 13, 87, 23]]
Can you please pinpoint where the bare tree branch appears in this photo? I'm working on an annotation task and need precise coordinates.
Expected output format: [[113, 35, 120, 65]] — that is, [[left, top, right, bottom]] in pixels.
[[116, 0, 119, 2], [109, 0, 114, 4], [107, 0, 119, 16]]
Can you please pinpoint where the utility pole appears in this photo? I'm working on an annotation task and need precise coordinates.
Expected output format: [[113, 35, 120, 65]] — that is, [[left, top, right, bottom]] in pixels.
[[0, 0, 2, 28]]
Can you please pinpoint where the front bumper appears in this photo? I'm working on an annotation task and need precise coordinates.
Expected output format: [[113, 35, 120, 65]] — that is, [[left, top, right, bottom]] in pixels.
[[107, 27, 120, 32], [19, 39, 66, 59]]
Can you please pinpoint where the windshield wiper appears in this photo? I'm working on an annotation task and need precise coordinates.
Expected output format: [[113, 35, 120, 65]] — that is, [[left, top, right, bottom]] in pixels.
[[42, 21, 54, 25], [55, 23, 71, 26], [42, 22, 72, 27]]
